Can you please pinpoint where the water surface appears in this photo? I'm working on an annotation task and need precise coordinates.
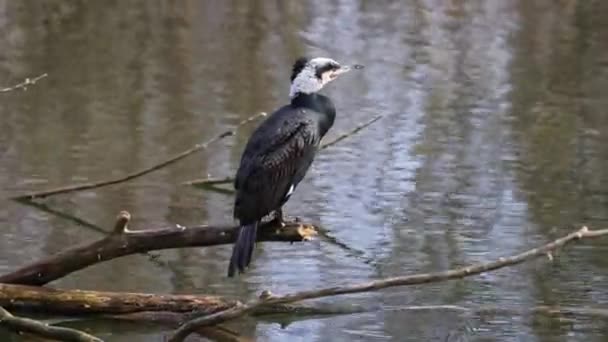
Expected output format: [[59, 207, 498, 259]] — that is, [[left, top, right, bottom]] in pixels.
[[1, 1, 608, 341]]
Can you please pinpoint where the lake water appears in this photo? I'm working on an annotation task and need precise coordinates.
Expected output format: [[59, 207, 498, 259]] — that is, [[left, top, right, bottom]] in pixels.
[[2, 1, 608, 341]]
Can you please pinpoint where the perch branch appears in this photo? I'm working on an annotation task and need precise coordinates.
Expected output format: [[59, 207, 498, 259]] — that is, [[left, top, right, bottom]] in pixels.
[[169, 226, 608, 341], [0, 306, 101, 342], [0, 73, 48, 93], [11, 112, 266, 201], [0, 211, 317, 286], [182, 114, 383, 187]]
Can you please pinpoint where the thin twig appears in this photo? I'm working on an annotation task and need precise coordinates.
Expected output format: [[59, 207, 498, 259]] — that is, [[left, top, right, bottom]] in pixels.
[[0, 306, 102, 342], [0, 73, 48, 93], [182, 114, 383, 187], [382, 304, 608, 319], [319, 114, 382, 150], [181, 176, 233, 187], [169, 226, 608, 341], [10, 112, 266, 201]]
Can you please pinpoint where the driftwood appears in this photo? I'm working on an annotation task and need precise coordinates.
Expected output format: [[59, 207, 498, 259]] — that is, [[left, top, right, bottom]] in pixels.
[[0, 283, 364, 320], [0, 211, 317, 286], [10, 112, 267, 201], [0, 283, 234, 315], [182, 114, 383, 187], [169, 226, 608, 341], [0, 73, 48, 93], [0, 306, 101, 342]]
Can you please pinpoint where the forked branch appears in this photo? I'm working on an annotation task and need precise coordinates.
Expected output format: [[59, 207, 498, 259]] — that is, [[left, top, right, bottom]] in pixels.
[[169, 226, 608, 341], [0, 211, 317, 286], [0, 73, 48, 93], [0, 306, 101, 342]]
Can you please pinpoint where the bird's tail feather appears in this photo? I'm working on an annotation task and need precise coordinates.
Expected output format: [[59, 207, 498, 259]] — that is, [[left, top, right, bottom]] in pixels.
[[228, 222, 258, 277]]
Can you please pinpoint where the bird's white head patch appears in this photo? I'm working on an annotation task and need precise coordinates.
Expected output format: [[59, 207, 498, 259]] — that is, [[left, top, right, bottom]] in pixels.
[[289, 57, 351, 98]]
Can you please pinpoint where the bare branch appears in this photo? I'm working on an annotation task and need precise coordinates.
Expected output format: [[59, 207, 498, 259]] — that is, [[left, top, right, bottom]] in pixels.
[[319, 114, 382, 150], [0, 73, 48, 93], [0, 211, 317, 286], [169, 226, 608, 341], [10, 112, 266, 201], [182, 115, 383, 187], [0, 306, 102, 342], [181, 176, 233, 187]]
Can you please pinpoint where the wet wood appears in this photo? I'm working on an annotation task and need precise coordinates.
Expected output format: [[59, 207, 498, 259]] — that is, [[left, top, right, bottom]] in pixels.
[[0, 306, 102, 342], [0, 211, 317, 286], [0, 283, 236, 315]]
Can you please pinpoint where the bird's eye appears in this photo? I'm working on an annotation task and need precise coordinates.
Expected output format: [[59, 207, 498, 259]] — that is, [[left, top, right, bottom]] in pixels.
[[315, 64, 334, 79]]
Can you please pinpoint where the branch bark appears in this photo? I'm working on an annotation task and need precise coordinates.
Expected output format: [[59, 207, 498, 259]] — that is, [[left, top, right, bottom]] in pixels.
[[0, 73, 48, 93], [10, 112, 266, 201], [0, 283, 235, 315], [0, 211, 317, 286], [0, 306, 102, 342], [0, 283, 362, 319], [182, 115, 383, 187], [169, 226, 608, 342]]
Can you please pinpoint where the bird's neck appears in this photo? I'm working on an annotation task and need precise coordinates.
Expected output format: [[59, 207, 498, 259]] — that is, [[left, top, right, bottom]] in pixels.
[[290, 93, 336, 137]]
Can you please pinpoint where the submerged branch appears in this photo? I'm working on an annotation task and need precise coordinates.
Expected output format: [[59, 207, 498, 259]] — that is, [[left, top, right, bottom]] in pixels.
[[0, 73, 48, 93], [0, 306, 101, 342], [182, 115, 383, 187], [11, 112, 266, 201], [0, 211, 317, 286], [169, 226, 608, 341]]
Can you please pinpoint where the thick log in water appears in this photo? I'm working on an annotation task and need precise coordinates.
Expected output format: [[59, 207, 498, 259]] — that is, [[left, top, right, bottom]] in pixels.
[[0, 283, 236, 315]]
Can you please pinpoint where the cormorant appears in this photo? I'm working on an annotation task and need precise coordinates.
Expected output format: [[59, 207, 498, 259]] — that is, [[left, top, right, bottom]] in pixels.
[[228, 57, 359, 277]]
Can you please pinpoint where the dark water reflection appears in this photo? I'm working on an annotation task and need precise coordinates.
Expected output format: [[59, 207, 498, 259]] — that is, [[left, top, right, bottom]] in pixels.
[[2, 0, 608, 341]]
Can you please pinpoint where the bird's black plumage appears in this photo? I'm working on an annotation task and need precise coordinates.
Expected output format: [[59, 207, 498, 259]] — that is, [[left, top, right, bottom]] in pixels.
[[228, 92, 336, 277]]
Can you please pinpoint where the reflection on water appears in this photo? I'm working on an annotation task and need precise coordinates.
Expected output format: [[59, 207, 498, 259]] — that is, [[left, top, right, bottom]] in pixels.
[[2, 0, 608, 341]]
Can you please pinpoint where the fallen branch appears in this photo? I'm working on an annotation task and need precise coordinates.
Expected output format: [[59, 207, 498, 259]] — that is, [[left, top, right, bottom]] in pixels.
[[0, 283, 234, 315], [169, 226, 608, 341], [0, 73, 48, 93], [0, 283, 362, 319], [0, 306, 101, 342], [11, 112, 267, 201], [0, 211, 317, 286], [182, 114, 383, 187]]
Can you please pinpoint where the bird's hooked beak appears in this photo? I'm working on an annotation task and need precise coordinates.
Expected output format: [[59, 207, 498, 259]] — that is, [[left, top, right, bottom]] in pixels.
[[329, 63, 364, 80]]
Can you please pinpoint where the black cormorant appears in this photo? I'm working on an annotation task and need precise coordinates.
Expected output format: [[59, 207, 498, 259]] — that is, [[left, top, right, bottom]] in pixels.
[[228, 57, 359, 277]]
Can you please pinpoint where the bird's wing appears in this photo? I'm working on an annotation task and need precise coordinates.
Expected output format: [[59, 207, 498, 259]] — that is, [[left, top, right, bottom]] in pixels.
[[234, 118, 319, 221]]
